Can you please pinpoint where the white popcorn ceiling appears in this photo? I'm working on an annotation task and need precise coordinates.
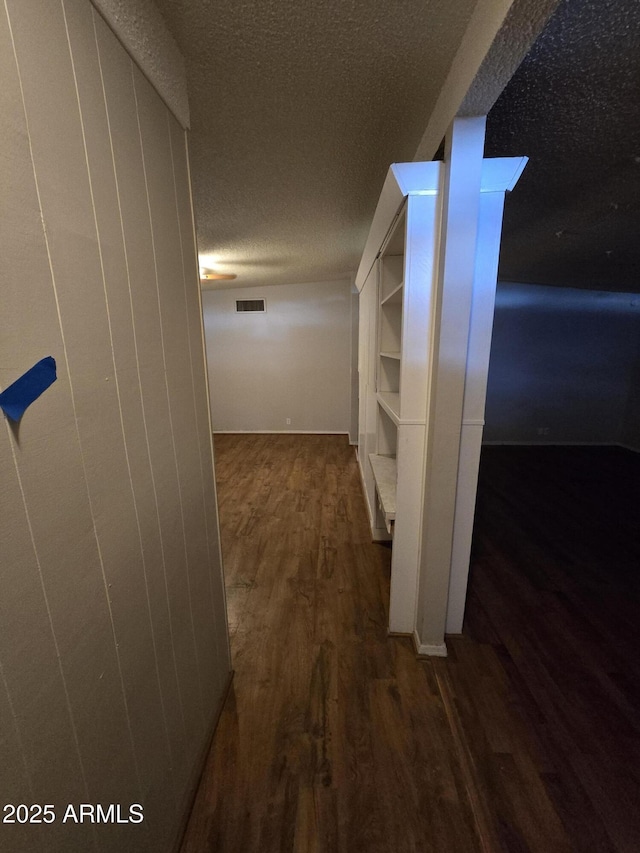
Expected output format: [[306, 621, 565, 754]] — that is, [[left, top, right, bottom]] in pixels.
[[149, 0, 638, 294], [486, 0, 640, 293], [153, 0, 478, 288], [92, 0, 189, 127]]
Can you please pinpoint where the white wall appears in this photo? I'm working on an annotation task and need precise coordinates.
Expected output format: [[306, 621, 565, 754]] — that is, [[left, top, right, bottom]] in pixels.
[[0, 3, 230, 852], [203, 280, 353, 434], [484, 281, 640, 447]]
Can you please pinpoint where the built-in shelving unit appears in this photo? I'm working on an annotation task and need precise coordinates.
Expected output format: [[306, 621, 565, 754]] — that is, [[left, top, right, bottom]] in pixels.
[[378, 234, 404, 399], [356, 161, 443, 634], [356, 155, 528, 647], [368, 207, 406, 525], [376, 392, 400, 424]]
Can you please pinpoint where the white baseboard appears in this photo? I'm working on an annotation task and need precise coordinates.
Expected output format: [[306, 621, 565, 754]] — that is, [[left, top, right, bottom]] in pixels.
[[413, 630, 448, 658], [213, 430, 350, 436]]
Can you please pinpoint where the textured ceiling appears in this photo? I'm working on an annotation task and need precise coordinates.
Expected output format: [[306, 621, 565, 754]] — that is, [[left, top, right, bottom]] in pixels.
[[93, 0, 189, 127], [152, 0, 638, 294], [153, 0, 477, 288], [486, 0, 640, 292], [457, 0, 561, 118]]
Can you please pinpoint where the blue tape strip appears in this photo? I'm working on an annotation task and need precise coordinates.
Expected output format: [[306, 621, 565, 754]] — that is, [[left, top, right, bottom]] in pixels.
[[0, 357, 57, 422]]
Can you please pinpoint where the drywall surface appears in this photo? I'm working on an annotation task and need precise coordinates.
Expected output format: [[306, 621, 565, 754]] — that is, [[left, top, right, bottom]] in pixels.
[[91, 0, 189, 127], [0, 3, 229, 852], [484, 282, 640, 446], [203, 280, 352, 434]]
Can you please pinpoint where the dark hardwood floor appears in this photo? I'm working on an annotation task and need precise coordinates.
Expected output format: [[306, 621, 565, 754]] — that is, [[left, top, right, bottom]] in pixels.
[[180, 436, 640, 852], [463, 445, 640, 853]]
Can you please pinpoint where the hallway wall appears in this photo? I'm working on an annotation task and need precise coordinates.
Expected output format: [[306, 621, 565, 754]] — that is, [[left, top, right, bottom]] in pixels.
[[0, 2, 230, 851], [202, 279, 352, 435]]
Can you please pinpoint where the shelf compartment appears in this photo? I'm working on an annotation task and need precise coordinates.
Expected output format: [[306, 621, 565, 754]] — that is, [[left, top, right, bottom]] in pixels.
[[380, 255, 404, 302], [379, 301, 402, 353], [369, 453, 397, 530], [382, 205, 406, 257], [380, 282, 403, 306], [377, 391, 400, 425], [378, 353, 400, 395]]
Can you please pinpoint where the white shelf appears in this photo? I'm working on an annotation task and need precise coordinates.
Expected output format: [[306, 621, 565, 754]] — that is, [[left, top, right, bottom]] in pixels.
[[380, 282, 403, 305], [377, 391, 400, 424], [369, 453, 397, 528], [380, 351, 401, 360]]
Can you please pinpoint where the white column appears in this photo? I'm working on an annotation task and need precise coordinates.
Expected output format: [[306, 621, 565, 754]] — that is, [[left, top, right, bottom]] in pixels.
[[415, 116, 487, 655], [445, 190, 507, 633]]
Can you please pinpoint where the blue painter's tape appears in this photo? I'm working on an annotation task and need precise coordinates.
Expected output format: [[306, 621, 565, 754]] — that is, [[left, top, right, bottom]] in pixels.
[[0, 357, 57, 422]]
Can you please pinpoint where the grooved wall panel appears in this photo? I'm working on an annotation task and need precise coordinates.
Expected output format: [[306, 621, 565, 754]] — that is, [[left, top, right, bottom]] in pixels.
[[135, 68, 218, 735], [0, 2, 231, 851], [96, 16, 206, 791], [0, 10, 97, 851], [168, 118, 230, 675], [0, 674, 37, 851], [92, 10, 192, 803]]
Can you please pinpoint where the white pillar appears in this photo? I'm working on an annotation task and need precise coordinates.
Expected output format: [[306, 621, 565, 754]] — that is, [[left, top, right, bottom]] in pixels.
[[444, 158, 527, 633], [446, 190, 507, 633], [415, 116, 487, 655]]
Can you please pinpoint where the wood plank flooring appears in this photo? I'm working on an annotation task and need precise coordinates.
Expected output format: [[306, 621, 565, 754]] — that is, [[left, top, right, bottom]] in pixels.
[[462, 445, 640, 853], [180, 436, 640, 852]]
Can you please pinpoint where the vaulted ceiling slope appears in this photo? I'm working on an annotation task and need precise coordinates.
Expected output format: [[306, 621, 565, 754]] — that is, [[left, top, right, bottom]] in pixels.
[[486, 0, 640, 293], [153, 0, 480, 288]]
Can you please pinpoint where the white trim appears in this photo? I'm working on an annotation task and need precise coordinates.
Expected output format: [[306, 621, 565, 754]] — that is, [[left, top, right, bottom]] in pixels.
[[212, 430, 350, 435], [446, 189, 507, 636], [391, 161, 442, 196], [416, 118, 487, 654], [357, 157, 512, 293], [480, 156, 528, 193], [413, 631, 448, 658], [355, 162, 443, 292]]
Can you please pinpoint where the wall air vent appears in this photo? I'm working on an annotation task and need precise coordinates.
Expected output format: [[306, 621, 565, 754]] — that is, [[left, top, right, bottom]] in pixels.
[[236, 299, 266, 313]]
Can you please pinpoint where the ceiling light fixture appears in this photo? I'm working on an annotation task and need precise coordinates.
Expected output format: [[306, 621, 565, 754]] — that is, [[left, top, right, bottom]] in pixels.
[[200, 269, 237, 281]]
